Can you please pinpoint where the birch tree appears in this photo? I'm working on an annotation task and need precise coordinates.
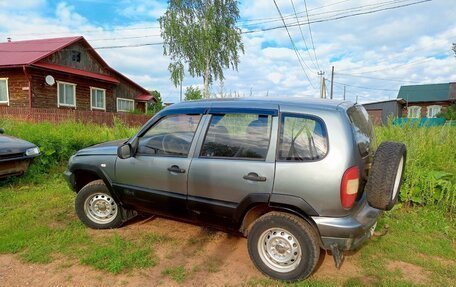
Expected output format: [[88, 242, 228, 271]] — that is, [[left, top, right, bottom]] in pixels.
[[160, 0, 244, 98]]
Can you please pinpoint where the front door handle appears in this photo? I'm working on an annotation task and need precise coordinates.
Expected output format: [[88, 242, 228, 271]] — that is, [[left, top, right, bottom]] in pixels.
[[243, 172, 267, 182], [167, 165, 186, 174]]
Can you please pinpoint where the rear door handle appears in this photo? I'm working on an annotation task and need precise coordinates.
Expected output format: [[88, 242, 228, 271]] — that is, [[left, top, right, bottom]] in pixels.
[[243, 172, 267, 182], [167, 165, 186, 174]]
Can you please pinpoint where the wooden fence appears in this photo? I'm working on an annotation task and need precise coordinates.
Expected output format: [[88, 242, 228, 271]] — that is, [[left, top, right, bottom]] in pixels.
[[0, 107, 150, 127]]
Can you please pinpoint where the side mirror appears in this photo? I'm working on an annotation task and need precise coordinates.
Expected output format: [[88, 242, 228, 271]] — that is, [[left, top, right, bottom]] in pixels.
[[0, 128, 4, 134], [117, 144, 132, 159]]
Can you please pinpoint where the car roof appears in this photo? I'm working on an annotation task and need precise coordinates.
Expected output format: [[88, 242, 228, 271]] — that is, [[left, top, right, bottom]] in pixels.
[[166, 97, 354, 112]]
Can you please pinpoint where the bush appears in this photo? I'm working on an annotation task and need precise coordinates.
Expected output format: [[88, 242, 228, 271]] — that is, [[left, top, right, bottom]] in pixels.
[[0, 119, 137, 181], [376, 124, 455, 214], [436, 104, 456, 120]]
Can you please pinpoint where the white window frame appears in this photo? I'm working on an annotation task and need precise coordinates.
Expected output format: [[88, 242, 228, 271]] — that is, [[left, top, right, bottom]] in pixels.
[[426, 105, 441, 118], [90, 87, 106, 111], [0, 78, 9, 106], [117, 97, 135, 112], [407, 106, 421, 118], [57, 81, 76, 108]]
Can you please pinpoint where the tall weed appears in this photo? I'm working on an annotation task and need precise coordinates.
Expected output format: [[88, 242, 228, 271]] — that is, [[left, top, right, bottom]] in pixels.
[[376, 124, 455, 214], [0, 119, 137, 181]]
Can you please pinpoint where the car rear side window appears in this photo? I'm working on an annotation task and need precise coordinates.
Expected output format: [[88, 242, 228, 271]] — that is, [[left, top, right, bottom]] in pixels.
[[278, 114, 328, 161], [200, 113, 272, 160], [137, 114, 202, 156], [347, 105, 375, 155]]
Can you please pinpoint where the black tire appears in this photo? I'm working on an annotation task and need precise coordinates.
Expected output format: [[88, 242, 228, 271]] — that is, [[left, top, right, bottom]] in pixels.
[[75, 180, 123, 229], [247, 212, 320, 282], [366, 141, 406, 211]]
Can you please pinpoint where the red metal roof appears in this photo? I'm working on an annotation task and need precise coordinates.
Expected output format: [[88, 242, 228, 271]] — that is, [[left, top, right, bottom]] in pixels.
[[32, 63, 120, 84], [134, 94, 154, 102], [0, 36, 82, 67]]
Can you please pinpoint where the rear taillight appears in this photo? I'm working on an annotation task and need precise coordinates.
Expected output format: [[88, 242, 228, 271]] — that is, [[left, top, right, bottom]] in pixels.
[[340, 166, 360, 209]]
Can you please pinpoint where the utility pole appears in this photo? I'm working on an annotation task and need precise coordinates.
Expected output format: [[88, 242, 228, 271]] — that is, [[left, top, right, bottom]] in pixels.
[[330, 66, 334, 100], [343, 85, 346, 100], [318, 71, 325, 99]]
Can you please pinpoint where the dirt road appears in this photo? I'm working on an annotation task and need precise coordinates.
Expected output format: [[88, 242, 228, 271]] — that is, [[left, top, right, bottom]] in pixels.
[[0, 216, 363, 287]]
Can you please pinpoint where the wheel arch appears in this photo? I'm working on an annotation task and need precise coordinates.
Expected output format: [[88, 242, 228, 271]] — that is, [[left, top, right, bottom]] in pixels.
[[238, 201, 320, 239], [70, 162, 113, 191], [69, 162, 125, 208]]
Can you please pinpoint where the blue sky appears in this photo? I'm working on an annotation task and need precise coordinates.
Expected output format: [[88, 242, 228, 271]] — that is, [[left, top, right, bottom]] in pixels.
[[0, 0, 455, 103]]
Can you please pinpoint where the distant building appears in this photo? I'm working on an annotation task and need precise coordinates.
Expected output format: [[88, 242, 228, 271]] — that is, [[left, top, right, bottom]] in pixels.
[[363, 83, 456, 125], [363, 99, 405, 125], [0, 36, 154, 113], [398, 83, 455, 119]]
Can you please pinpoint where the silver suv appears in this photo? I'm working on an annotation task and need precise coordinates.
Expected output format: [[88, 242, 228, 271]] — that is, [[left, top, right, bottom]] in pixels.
[[65, 98, 406, 281]]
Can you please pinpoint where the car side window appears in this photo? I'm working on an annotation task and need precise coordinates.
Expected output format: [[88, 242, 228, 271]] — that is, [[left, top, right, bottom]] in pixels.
[[200, 113, 272, 160], [137, 114, 202, 156], [279, 114, 328, 161], [348, 105, 375, 155]]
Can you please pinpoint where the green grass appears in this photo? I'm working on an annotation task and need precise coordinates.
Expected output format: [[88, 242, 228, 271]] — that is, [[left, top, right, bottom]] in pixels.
[[80, 234, 155, 274], [0, 177, 454, 285], [376, 124, 456, 214], [356, 207, 456, 286], [162, 265, 187, 282], [0, 177, 159, 273]]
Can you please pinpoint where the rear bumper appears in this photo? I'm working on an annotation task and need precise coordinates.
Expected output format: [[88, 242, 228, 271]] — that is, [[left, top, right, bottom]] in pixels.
[[312, 197, 381, 251]]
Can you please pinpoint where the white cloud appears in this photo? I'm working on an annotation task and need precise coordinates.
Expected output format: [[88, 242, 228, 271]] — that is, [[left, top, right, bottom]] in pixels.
[[0, 0, 455, 104]]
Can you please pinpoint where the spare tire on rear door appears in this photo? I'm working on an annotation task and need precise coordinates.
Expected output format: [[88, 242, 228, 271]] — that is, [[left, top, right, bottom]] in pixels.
[[366, 141, 406, 211]]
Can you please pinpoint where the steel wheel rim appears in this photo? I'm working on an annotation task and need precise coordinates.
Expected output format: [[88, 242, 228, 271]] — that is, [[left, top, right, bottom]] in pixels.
[[84, 193, 118, 224], [257, 228, 302, 273], [392, 156, 404, 199]]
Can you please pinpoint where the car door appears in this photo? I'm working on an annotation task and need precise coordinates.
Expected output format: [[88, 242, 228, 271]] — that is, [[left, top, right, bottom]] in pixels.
[[187, 108, 278, 227], [114, 112, 204, 216]]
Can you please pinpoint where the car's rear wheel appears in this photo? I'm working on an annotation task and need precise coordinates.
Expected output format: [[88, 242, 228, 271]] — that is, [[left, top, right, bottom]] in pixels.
[[366, 141, 406, 211], [247, 212, 320, 282], [75, 180, 123, 229]]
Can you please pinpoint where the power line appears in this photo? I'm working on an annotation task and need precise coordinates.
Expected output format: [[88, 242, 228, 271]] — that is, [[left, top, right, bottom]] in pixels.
[[239, 0, 354, 24], [336, 72, 422, 83], [240, 0, 411, 27], [332, 80, 399, 91], [302, 0, 320, 71], [5, 0, 429, 39], [342, 57, 436, 74], [0, 42, 164, 52], [241, 0, 424, 28], [289, 0, 318, 71], [272, 0, 315, 89], [243, 0, 431, 34], [8, 26, 161, 37]]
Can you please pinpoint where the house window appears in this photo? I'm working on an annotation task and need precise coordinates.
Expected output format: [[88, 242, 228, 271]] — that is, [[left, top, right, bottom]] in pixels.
[[90, 87, 106, 110], [71, 51, 81, 62], [117, 98, 134, 112], [426, 105, 441, 118], [57, 81, 76, 107], [0, 78, 9, 105], [407, 106, 421, 118]]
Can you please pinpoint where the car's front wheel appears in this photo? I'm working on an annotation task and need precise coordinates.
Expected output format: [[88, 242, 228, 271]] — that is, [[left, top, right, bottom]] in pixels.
[[247, 212, 320, 282], [75, 180, 123, 229]]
